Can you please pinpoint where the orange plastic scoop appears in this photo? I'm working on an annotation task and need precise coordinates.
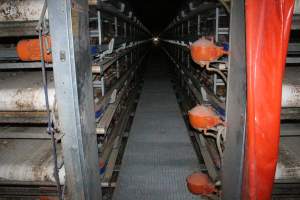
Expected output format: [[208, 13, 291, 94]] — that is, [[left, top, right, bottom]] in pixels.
[[16, 36, 52, 62], [188, 105, 222, 131], [186, 172, 217, 196], [190, 38, 227, 66]]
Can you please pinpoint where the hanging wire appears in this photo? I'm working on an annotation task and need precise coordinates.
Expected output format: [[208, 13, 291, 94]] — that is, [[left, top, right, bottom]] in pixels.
[[218, 0, 230, 13], [36, 1, 63, 199], [199, 125, 225, 166], [205, 63, 227, 84]]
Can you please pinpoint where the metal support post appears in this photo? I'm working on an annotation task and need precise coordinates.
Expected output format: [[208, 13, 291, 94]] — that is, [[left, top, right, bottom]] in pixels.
[[97, 10, 102, 45], [197, 14, 201, 36], [114, 16, 118, 37], [129, 24, 132, 40], [222, 0, 246, 199], [181, 23, 184, 37], [97, 10, 105, 96], [101, 76, 105, 96], [47, 0, 102, 199], [215, 7, 219, 42], [187, 54, 190, 69], [181, 48, 184, 64], [116, 60, 120, 78], [214, 7, 219, 95], [125, 54, 128, 67], [124, 22, 127, 37]]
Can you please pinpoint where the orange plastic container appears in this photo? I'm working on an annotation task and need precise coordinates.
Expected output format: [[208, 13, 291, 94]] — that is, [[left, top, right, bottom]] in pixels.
[[186, 172, 216, 196], [16, 36, 52, 62], [188, 105, 222, 131], [190, 38, 226, 66]]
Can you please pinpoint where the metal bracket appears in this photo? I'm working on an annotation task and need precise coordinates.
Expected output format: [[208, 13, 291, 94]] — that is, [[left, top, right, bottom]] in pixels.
[[100, 38, 115, 59]]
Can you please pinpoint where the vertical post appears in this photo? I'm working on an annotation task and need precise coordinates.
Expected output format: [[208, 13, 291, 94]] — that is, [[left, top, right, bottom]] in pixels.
[[116, 60, 120, 79], [181, 48, 184, 64], [187, 54, 190, 69], [181, 23, 184, 37], [97, 10, 105, 96], [47, 0, 102, 199], [124, 22, 127, 37], [197, 14, 201, 36], [222, 0, 246, 199], [129, 24, 132, 40], [215, 7, 219, 42], [101, 76, 105, 96], [114, 16, 118, 37], [132, 25, 134, 40], [177, 47, 179, 62], [214, 7, 220, 95], [97, 10, 102, 45]]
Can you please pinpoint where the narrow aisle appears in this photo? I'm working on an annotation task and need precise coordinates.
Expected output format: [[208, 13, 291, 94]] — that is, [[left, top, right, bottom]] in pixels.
[[113, 48, 199, 200]]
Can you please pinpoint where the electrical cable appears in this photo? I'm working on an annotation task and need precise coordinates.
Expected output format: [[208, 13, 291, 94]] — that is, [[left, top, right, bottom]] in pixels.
[[38, 26, 63, 200], [200, 126, 225, 165], [37, 1, 63, 199], [218, 0, 230, 13], [216, 130, 223, 161], [205, 64, 227, 84], [217, 126, 226, 164]]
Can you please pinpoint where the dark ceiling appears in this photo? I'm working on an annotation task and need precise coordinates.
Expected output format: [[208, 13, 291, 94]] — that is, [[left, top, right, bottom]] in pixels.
[[127, 0, 184, 35]]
